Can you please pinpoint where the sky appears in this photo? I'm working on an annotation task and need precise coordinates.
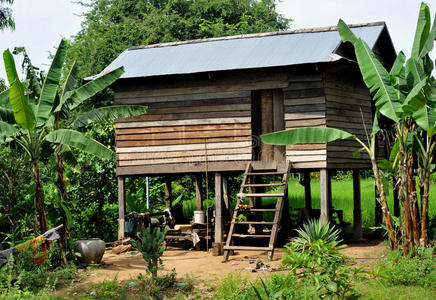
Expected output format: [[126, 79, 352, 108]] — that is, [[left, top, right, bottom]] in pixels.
[[0, 0, 435, 80]]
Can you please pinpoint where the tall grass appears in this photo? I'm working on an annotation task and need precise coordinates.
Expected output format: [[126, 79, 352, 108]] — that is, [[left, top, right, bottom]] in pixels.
[[286, 177, 436, 229], [181, 177, 436, 229]]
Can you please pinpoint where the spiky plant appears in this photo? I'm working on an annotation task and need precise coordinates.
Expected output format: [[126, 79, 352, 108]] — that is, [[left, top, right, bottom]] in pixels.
[[294, 218, 342, 246], [131, 226, 168, 279], [282, 219, 345, 270]]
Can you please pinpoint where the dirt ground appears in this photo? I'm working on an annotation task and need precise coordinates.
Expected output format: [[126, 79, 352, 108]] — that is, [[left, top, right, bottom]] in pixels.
[[73, 239, 388, 286]]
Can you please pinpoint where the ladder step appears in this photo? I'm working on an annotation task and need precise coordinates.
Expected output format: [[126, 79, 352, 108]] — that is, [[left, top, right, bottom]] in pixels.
[[248, 208, 278, 212], [242, 183, 283, 187], [246, 172, 283, 176], [238, 193, 284, 198], [235, 206, 277, 212], [232, 221, 276, 225], [224, 246, 273, 251], [232, 234, 271, 238]]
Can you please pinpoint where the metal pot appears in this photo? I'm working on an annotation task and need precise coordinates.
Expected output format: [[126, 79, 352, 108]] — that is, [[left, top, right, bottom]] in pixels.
[[74, 238, 105, 264]]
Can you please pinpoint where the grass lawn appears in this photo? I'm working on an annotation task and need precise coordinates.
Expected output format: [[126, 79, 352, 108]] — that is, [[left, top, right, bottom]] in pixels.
[[181, 175, 436, 230], [286, 176, 436, 228]]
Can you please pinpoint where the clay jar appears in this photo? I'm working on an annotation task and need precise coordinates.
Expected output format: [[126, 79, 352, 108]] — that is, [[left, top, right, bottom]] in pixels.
[[74, 238, 105, 264]]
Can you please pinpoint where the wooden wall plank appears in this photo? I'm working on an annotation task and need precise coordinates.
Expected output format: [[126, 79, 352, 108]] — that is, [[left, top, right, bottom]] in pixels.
[[116, 117, 251, 128], [118, 153, 252, 166], [118, 147, 251, 161], [117, 141, 252, 153], [116, 128, 252, 141], [284, 75, 327, 166], [117, 123, 251, 135], [325, 73, 372, 169], [117, 136, 251, 147]]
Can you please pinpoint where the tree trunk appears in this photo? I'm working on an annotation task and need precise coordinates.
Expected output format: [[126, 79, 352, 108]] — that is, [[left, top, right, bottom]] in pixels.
[[32, 160, 47, 233], [407, 155, 421, 247], [55, 152, 71, 251], [371, 159, 397, 249], [420, 168, 430, 247], [400, 160, 413, 255], [55, 152, 67, 203]]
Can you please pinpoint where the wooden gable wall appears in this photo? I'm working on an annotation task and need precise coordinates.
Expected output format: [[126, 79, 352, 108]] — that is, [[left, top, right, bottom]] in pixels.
[[114, 69, 288, 176]]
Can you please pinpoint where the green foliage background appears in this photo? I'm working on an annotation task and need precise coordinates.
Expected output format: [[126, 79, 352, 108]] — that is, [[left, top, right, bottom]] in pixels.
[[0, 0, 291, 244]]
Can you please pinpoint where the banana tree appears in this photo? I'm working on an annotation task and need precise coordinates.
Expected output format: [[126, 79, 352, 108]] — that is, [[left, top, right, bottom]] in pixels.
[[262, 3, 435, 253], [338, 2, 435, 252], [261, 127, 398, 249], [1, 40, 147, 234]]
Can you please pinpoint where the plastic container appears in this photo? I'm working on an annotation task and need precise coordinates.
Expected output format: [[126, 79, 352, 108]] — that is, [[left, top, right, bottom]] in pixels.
[[193, 210, 205, 224]]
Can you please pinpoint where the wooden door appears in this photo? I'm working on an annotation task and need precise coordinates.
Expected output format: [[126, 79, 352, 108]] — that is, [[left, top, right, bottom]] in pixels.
[[252, 89, 285, 162]]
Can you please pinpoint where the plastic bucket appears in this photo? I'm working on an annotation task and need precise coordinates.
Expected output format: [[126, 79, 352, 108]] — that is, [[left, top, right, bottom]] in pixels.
[[193, 210, 205, 224]]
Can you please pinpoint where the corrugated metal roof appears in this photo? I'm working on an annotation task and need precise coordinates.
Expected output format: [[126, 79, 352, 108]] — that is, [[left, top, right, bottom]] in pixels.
[[87, 22, 386, 80]]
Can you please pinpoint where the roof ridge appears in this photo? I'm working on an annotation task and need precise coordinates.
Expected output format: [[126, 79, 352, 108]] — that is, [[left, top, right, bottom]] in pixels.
[[128, 21, 386, 51]]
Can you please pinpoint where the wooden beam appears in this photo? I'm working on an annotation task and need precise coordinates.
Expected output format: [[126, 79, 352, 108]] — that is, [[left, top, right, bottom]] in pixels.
[[215, 172, 224, 249], [320, 169, 330, 224], [195, 174, 203, 211], [353, 170, 363, 240], [304, 171, 312, 210], [118, 176, 126, 240], [165, 176, 172, 209]]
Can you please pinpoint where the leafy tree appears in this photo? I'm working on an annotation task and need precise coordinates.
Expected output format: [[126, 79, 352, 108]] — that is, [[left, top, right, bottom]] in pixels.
[[69, 0, 290, 92], [0, 0, 14, 31], [0, 40, 147, 234]]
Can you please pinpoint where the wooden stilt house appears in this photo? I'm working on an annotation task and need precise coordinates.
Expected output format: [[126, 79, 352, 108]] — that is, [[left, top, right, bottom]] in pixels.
[[89, 22, 396, 257]]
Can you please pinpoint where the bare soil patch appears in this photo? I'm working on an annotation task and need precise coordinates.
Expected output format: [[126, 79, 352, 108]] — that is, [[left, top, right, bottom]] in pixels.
[[66, 239, 388, 289]]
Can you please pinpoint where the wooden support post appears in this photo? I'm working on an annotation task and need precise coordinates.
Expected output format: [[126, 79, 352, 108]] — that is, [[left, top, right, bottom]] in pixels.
[[118, 176, 126, 240], [304, 171, 312, 210], [195, 174, 203, 211], [320, 169, 330, 224], [165, 176, 172, 209], [353, 170, 363, 240], [214, 172, 224, 254]]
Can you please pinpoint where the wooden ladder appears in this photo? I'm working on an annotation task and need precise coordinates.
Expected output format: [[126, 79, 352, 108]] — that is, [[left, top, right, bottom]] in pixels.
[[222, 161, 291, 262]]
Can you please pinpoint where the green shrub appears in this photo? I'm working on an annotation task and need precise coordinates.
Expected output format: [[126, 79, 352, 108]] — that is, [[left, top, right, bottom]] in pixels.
[[282, 219, 345, 270], [375, 248, 436, 288], [281, 219, 365, 299], [131, 226, 168, 279]]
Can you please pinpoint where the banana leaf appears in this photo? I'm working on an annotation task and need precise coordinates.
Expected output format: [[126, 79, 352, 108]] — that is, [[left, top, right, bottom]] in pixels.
[[3, 50, 36, 130], [45, 129, 113, 160], [71, 105, 147, 128], [0, 107, 15, 124], [261, 127, 353, 145], [0, 120, 18, 137], [67, 67, 124, 111], [37, 40, 67, 127], [412, 3, 431, 58]]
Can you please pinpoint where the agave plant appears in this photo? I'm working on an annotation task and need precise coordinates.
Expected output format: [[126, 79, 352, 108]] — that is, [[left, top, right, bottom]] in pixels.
[[282, 219, 345, 271], [0, 40, 147, 234], [293, 218, 342, 246]]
